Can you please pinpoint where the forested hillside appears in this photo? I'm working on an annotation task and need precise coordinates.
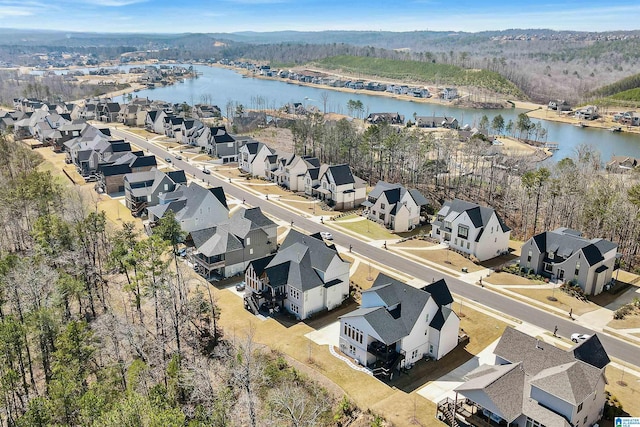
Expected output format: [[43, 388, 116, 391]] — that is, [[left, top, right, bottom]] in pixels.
[[313, 56, 524, 97]]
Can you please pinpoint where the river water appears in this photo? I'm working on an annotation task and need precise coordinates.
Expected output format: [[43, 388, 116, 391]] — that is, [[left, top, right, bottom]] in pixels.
[[47, 64, 640, 161]]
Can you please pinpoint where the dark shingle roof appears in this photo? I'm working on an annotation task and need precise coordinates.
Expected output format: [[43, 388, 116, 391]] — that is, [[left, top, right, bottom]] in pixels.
[[422, 279, 454, 306], [247, 254, 276, 277], [529, 228, 617, 266], [327, 164, 355, 185], [494, 327, 572, 375], [572, 334, 610, 369]]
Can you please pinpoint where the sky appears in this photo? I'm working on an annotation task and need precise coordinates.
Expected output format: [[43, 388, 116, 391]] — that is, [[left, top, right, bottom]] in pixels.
[[0, 0, 639, 34]]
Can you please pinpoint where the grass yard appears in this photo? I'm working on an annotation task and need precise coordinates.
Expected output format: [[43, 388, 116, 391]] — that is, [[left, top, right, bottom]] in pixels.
[[126, 128, 157, 139], [333, 218, 397, 241], [212, 284, 440, 426], [607, 312, 640, 329], [392, 238, 437, 248], [453, 301, 509, 354], [279, 197, 338, 215], [246, 182, 287, 195], [334, 213, 360, 222], [486, 272, 544, 286], [397, 223, 432, 238], [350, 262, 383, 292], [605, 365, 640, 416], [405, 249, 484, 273], [507, 288, 599, 316]]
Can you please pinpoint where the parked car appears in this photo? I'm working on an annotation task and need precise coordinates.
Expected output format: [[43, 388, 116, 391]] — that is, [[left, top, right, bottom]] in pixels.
[[320, 231, 333, 240], [571, 333, 591, 343], [235, 282, 246, 292], [202, 168, 211, 174], [165, 157, 172, 163], [175, 155, 183, 160]]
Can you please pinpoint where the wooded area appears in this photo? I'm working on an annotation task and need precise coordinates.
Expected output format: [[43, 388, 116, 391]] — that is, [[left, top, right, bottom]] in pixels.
[[0, 135, 358, 426]]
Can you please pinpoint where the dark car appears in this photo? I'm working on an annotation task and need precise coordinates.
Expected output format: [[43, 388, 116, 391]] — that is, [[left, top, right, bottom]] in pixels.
[[202, 168, 211, 174]]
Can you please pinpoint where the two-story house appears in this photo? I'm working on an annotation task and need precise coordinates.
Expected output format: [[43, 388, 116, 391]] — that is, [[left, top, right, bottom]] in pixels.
[[145, 110, 168, 134], [99, 152, 157, 194], [362, 181, 428, 232], [244, 230, 350, 319], [191, 207, 277, 279], [520, 227, 618, 295], [123, 168, 187, 216], [239, 141, 274, 177], [431, 199, 510, 261], [442, 87, 458, 100], [280, 154, 320, 192], [339, 274, 460, 379], [207, 126, 247, 163], [307, 164, 366, 210], [450, 327, 609, 427], [146, 182, 229, 234]]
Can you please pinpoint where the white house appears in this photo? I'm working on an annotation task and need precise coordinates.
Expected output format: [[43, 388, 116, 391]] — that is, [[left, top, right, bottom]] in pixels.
[[244, 230, 349, 320], [239, 141, 275, 177], [442, 87, 458, 100], [449, 327, 609, 427], [431, 199, 510, 261], [307, 164, 366, 210], [282, 154, 321, 192], [520, 227, 617, 295], [339, 274, 460, 379], [362, 181, 428, 232]]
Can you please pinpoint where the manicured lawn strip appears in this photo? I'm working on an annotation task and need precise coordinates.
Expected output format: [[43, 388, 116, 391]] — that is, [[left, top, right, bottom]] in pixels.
[[403, 249, 484, 273], [392, 239, 437, 248], [333, 218, 397, 240]]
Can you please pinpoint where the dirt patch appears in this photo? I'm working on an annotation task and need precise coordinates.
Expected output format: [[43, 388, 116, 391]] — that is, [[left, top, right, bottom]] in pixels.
[[486, 272, 543, 286], [506, 288, 599, 316], [405, 249, 484, 273], [607, 312, 640, 329], [246, 127, 295, 153]]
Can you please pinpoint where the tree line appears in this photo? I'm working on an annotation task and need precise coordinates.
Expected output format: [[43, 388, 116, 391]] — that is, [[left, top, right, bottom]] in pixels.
[[287, 115, 640, 270], [0, 134, 363, 426]]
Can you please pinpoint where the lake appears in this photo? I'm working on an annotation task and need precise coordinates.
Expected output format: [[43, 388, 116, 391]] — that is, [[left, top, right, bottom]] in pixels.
[[71, 64, 640, 161]]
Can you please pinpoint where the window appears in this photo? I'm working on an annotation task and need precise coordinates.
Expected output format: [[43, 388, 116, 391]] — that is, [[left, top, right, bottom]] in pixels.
[[467, 242, 470, 250], [575, 262, 581, 277], [227, 142, 233, 147], [426, 314, 430, 322], [443, 221, 452, 230], [246, 237, 251, 245], [577, 402, 583, 413], [290, 303, 299, 314], [411, 349, 419, 360], [528, 250, 533, 262], [381, 203, 386, 209], [454, 238, 458, 246], [435, 228, 440, 235], [544, 262, 553, 273], [249, 248, 253, 255], [457, 225, 469, 239], [583, 416, 588, 425], [429, 344, 434, 354], [491, 226, 494, 233], [349, 344, 356, 355]]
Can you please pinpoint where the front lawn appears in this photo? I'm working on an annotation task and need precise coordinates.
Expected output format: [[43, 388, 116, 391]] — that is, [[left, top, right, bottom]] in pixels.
[[333, 218, 397, 241]]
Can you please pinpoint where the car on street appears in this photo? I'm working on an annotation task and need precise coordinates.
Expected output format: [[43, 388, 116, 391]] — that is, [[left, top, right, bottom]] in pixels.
[[320, 231, 333, 240], [202, 168, 211, 174], [571, 333, 591, 343], [235, 282, 246, 292], [165, 157, 172, 163], [175, 155, 183, 160]]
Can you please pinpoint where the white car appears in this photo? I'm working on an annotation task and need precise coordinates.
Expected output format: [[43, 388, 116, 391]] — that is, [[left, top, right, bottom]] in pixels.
[[571, 333, 591, 343], [320, 231, 333, 240]]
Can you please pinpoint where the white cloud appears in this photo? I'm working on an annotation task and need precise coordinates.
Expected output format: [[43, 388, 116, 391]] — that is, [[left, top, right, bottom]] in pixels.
[[0, 6, 35, 16]]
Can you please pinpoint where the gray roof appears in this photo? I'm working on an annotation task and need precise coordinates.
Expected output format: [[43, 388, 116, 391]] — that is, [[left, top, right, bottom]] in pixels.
[[456, 363, 525, 422], [438, 198, 510, 232], [494, 327, 572, 375], [341, 273, 455, 345], [530, 228, 617, 266], [529, 361, 601, 405], [263, 230, 344, 292]]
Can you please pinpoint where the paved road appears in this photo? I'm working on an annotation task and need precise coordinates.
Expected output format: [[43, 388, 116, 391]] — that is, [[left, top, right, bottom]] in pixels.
[[112, 129, 640, 367]]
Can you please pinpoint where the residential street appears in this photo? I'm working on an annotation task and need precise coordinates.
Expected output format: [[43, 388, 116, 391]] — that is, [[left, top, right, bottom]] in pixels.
[[111, 128, 640, 367]]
